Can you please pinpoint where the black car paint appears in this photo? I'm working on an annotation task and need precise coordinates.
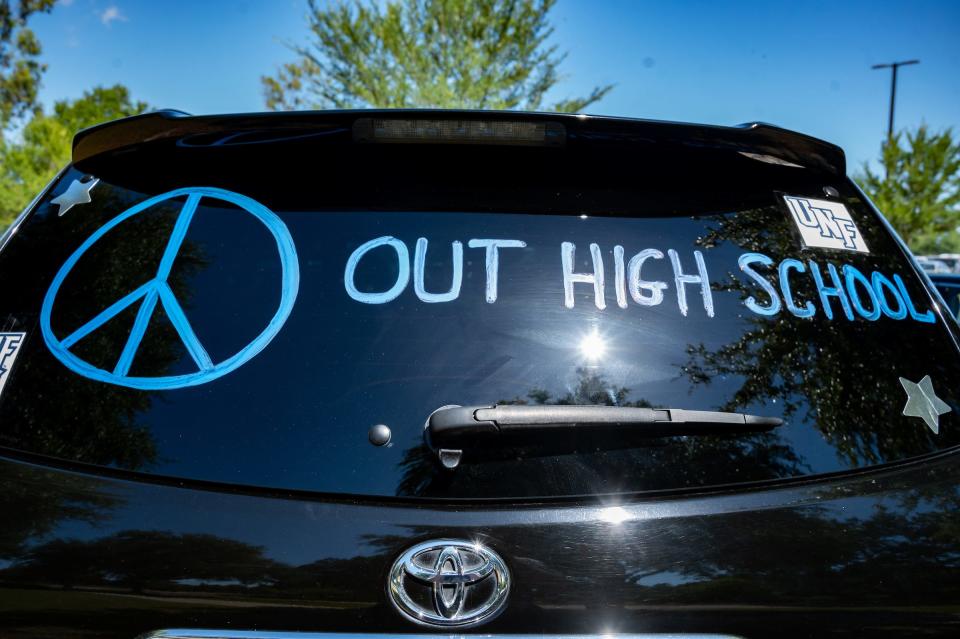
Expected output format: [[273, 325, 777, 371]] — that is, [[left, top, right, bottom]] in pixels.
[[2, 110, 959, 637], [3, 448, 960, 637]]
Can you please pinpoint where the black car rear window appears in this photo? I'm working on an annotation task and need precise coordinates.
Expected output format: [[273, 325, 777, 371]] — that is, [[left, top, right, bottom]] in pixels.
[[0, 131, 957, 499]]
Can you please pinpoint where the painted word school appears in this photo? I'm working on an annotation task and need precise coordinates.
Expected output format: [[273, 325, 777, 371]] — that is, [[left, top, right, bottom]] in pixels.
[[343, 237, 934, 324]]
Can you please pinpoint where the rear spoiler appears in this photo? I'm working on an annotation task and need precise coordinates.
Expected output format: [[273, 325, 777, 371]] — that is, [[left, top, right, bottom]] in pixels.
[[72, 109, 846, 176]]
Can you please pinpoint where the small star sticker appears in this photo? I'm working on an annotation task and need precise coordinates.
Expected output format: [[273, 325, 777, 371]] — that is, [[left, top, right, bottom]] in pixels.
[[51, 177, 99, 217], [899, 375, 951, 434]]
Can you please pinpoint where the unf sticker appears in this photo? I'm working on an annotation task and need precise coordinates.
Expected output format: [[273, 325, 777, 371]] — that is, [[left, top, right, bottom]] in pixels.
[[784, 195, 869, 254], [0, 332, 25, 397]]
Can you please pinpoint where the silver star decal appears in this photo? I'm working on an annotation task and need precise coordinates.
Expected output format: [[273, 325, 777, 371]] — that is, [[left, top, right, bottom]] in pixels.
[[51, 177, 99, 216], [899, 375, 951, 434]]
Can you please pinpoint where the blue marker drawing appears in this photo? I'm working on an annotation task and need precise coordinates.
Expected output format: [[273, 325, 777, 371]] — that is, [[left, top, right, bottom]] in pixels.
[[842, 265, 881, 321], [738, 251, 935, 324], [778, 259, 815, 318], [562, 241, 606, 310], [871, 272, 908, 320], [344, 236, 410, 304], [628, 248, 667, 307], [41, 187, 300, 391], [668, 249, 714, 318], [893, 273, 936, 323], [467, 239, 526, 303], [738, 252, 782, 316], [413, 237, 463, 303], [808, 260, 854, 321]]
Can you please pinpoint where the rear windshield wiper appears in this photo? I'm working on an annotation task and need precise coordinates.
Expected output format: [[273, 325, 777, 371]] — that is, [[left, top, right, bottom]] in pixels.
[[426, 404, 782, 469]]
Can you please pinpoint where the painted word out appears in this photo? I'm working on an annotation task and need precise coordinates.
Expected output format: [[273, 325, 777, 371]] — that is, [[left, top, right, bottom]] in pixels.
[[344, 237, 525, 304]]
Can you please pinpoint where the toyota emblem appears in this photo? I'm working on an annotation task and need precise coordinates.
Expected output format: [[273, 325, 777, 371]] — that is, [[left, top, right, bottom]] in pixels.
[[387, 539, 510, 627]]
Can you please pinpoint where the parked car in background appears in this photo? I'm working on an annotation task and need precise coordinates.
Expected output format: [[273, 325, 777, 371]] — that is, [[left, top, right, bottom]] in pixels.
[[929, 272, 960, 318], [1, 110, 960, 637], [932, 253, 960, 272], [916, 256, 953, 274]]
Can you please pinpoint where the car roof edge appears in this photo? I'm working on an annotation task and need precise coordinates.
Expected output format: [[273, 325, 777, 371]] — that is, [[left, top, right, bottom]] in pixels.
[[71, 108, 846, 176]]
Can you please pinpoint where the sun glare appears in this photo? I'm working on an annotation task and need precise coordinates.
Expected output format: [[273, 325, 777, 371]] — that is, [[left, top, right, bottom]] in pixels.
[[579, 329, 607, 361]]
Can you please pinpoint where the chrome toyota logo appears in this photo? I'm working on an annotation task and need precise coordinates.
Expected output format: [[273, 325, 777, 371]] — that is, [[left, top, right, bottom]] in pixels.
[[387, 539, 510, 627]]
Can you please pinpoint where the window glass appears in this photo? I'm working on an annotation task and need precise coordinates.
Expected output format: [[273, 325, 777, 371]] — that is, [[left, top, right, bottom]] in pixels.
[[0, 143, 956, 499]]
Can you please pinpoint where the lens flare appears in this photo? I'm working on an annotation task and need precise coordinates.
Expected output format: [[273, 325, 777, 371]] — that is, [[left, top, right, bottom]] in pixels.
[[579, 329, 607, 361]]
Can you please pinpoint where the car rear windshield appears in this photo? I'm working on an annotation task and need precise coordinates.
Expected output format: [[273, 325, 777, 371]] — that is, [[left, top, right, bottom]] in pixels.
[[0, 125, 957, 499]]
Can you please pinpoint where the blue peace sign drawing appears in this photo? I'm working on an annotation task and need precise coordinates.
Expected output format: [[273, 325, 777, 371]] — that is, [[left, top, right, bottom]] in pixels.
[[41, 186, 300, 390]]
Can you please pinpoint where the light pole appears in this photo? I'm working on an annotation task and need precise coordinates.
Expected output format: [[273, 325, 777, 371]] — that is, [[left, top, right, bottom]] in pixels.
[[872, 59, 919, 139]]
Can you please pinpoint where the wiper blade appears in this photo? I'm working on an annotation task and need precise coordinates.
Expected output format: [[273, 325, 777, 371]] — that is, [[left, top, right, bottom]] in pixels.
[[426, 404, 782, 469]]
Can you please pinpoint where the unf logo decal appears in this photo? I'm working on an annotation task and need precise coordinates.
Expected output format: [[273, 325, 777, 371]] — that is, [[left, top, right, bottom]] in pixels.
[[784, 195, 869, 254], [0, 332, 25, 398], [388, 539, 510, 628], [41, 187, 300, 390]]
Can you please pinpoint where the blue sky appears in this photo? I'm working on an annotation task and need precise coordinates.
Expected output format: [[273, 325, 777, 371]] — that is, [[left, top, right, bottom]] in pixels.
[[31, 0, 960, 171]]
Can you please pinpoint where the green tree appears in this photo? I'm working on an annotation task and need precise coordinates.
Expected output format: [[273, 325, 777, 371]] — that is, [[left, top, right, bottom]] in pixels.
[[857, 125, 960, 252], [0, 84, 147, 227], [0, 0, 56, 129], [263, 0, 612, 112]]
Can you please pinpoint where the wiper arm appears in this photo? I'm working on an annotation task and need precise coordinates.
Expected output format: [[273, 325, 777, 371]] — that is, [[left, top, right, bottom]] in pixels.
[[425, 404, 782, 468]]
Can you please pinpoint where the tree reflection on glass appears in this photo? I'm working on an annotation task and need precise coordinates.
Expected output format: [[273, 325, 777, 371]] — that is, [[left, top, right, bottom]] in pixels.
[[684, 204, 959, 467]]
